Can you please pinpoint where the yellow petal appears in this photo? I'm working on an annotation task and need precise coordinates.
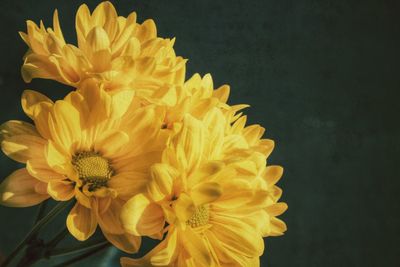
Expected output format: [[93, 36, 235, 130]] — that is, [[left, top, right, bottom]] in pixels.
[[75, 4, 91, 47], [47, 179, 75, 201], [264, 165, 284, 185], [46, 141, 72, 175], [96, 198, 125, 235], [0, 120, 39, 140], [0, 168, 49, 207], [108, 171, 148, 200], [21, 90, 53, 119], [187, 161, 224, 188], [103, 231, 141, 254], [266, 202, 288, 217], [26, 158, 65, 182], [148, 163, 175, 202], [174, 193, 195, 223], [212, 218, 264, 257], [136, 19, 157, 42], [67, 203, 97, 241], [212, 84, 230, 103], [181, 228, 211, 266], [170, 115, 205, 173], [94, 130, 129, 158], [86, 26, 110, 53], [121, 193, 164, 237], [1, 134, 46, 163], [190, 182, 222, 206], [150, 229, 178, 265], [49, 100, 81, 149], [32, 102, 53, 139], [110, 90, 135, 119], [121, 228, 178, 267]]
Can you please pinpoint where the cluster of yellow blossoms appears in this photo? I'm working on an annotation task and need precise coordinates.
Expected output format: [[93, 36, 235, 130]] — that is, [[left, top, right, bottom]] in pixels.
[[0, 2, 287, 266]]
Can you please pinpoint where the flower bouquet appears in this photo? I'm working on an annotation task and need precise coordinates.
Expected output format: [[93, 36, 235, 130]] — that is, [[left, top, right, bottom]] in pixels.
[[0, 2, 287, 266]]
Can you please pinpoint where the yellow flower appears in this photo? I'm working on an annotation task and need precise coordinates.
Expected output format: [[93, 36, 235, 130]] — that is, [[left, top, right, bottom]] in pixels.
[[20, 1, 186, 93], [160, 73, 230, 129], [120, 110, 287, 266], [0, 80, 167, 253]]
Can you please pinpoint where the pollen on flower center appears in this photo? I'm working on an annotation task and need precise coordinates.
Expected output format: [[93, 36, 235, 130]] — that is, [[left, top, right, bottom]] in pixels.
[[72, 151, 113, 191], [186, 205, 210, 228]]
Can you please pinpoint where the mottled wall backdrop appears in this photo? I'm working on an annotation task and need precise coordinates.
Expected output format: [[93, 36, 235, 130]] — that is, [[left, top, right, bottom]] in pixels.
[[0, 0, 399, 266]]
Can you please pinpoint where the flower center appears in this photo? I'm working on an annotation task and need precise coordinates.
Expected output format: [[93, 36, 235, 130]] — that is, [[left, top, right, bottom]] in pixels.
[[186, 205, 209, 228], [72, 151, 113, 191]]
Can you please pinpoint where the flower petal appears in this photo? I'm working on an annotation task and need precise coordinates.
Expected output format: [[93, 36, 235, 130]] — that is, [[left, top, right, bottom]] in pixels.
[[173, 193, 195, 223], [0, 168, 49, 207], [190, 182, 222, 206], [211, 217, 264, 258], [96, 198, 125, 234], [48, 100, 81, 150], [21, 90, 53, 119], [94, 130, 129, 158], [47, 179, 75, 201], [263, 165, 284, 185], [103, 231, 141, 254], [66, 202, 97, 241], [181, 228, 211, 266], [108, 171, 148, 200], [26, 158, 65, 182], [0, 120, 39, 139], [148, 163, 175, 202], [1, 134, 46, 163], [121, 193, 164, 237]]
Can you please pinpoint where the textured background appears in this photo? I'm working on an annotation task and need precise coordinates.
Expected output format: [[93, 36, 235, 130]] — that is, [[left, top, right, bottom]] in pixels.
[[0, 0, 399, 266]]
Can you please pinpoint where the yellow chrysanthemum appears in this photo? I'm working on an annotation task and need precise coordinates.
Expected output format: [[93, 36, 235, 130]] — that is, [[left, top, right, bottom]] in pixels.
[[20, 1, 186, 93], [120, 110, 287, 266], [159, 73, 230, 129], [0, 80, 168, 253]]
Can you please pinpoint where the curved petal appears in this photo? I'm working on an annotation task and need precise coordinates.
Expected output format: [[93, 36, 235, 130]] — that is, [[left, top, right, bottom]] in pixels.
[[190, 182, 222, 206], [47, 179, 75, 201], [21, 90, 53, 119], [263, 165, 284, 185], [1, 134, 46, 163], [121, 193, 164, 237], [96, 198, 125, 234], [26, 158, 65, 182], [148, 163, 175, 202], [0, 168, 49, 207], [66, 202, 97, 241], [173, 193, 195, 223], [108, 171, 148, 200], [120, 229, 177, 267], [0, 120, 39, 140], [103, 231, 141, 254]]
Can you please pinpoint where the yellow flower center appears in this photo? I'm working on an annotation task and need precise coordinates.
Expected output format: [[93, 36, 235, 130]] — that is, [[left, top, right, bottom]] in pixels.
[[72, 151, 113, 191], [186, 205, 209, 228]]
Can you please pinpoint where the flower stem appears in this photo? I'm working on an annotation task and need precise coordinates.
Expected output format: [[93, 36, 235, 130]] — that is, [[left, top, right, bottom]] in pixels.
[[34, 200, 49, 224], [52, 242, 111, 267], [45, 227, 69, 249], [0, 200, 72, 267]]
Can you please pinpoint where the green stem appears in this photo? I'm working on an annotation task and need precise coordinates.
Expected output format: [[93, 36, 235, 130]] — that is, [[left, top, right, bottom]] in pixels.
[[52, 243, 110, 267], [0, 201, 72, 267], [49, 239, 109, 257], [45, 227, 69, 249], [34, 200, 48, 224]]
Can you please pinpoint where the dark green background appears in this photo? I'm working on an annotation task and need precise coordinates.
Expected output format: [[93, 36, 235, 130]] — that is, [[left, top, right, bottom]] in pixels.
[[0, 0, 399, 266]]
